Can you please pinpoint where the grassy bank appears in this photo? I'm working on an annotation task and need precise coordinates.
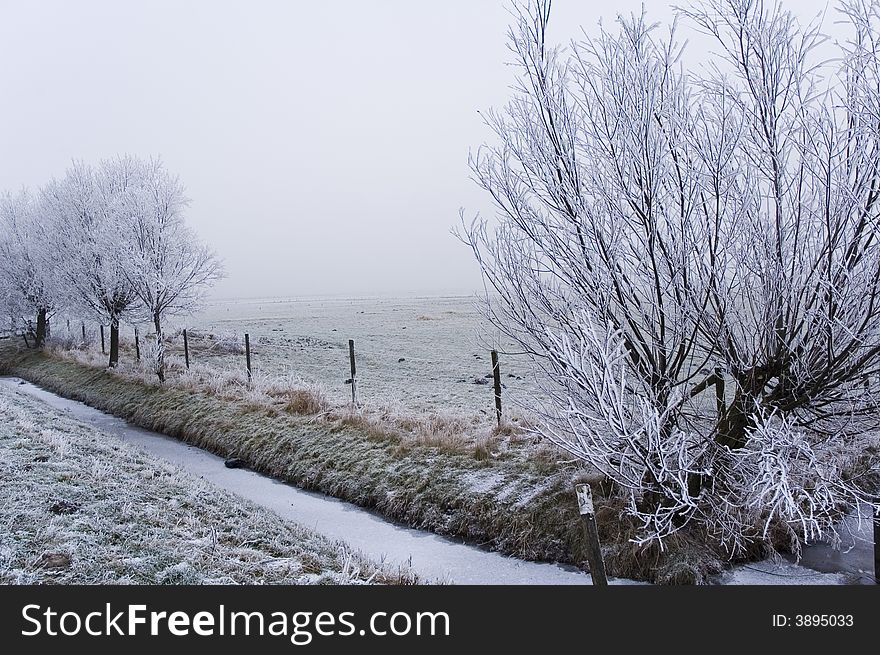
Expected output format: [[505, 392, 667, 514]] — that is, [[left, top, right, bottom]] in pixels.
[[0, 344, 730, 583], [0, 383, 415, 584]]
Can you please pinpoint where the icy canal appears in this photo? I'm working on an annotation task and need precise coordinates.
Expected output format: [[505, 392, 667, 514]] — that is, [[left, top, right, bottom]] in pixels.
[[1, 377, 615, 584], [2, 376, 870, 585]]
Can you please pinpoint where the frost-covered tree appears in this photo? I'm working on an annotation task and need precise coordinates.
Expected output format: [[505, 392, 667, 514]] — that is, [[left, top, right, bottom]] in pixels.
[[123, 159, 223, 382], [42, 158, 142, 367], [0, 190, 59, 347], [464, 0, 880, 553]]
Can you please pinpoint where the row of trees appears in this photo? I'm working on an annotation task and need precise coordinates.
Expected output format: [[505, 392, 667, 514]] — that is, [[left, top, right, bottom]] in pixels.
[[466, 0, 880, 553], [0, 156, 223, 381]]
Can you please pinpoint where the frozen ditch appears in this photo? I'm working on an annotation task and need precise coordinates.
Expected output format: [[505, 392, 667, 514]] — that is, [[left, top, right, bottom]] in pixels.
[[2, 376, 870, 585], [0, 377, 609, 585]]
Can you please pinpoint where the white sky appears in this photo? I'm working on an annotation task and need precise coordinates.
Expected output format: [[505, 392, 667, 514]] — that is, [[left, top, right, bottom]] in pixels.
[[0, 0, 838, 299]]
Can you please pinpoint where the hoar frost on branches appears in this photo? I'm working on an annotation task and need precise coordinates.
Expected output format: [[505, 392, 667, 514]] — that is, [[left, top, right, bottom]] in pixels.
[[0, 190, 59, 347], [0, 156, 223, 383], [463, 0, 880, 554], [122, 159, 224, 383], [42, 158, 143, 368]]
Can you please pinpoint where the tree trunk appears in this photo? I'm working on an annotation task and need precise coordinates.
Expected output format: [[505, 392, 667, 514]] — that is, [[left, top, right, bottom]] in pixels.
[[153, 311, 165, 383], [715, 390, 755, 450], [109, 316, 120, 368], [34, 308, 47, 348], [687, 388, 755, 499]]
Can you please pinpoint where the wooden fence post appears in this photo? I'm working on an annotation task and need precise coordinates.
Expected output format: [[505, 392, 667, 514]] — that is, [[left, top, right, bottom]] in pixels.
[[348, 339, 357, 406], [491, 349, 502, 425], [183, 329, 190, 369], [81, 322, 86, 344], [575, 483, 608, 586], [874, 505, 879, 585], [100, 325, 105, 354], [245, 333, 252, 383], [134, 327, 140, 362]]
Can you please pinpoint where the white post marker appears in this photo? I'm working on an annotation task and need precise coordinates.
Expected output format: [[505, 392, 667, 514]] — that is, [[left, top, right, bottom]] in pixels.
[[576, 483, 595, 516], [575, 483, 608, 586]]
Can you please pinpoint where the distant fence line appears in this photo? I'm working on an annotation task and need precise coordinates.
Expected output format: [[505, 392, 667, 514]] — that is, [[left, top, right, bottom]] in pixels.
[[49, 316, 509, 424]]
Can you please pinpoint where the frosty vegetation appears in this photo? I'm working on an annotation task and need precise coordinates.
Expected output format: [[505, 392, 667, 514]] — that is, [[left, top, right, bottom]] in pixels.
[[0, 384, 414, 585], [0, 156, 223, 381], [0, 189, 56, 349], [464, 0, 880, 554]]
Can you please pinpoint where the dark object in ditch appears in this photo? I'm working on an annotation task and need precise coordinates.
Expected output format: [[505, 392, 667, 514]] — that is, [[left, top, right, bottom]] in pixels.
[[49, 500, 80, 515], [38, 552, 71, 570], [224, 457, 246, 469]]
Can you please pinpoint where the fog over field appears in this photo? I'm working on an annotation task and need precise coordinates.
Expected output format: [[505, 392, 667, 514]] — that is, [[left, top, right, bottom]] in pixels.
[[0, 0, 839, 299]]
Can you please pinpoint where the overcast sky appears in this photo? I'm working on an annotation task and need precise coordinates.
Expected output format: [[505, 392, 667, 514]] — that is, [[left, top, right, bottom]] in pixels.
[[0, 0, 838, 299]]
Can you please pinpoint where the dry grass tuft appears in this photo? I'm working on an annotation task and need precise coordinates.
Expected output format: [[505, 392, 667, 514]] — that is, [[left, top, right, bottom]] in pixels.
[[408, 415, 471, 453], [527, 441, 568, 474], [473, 434, 501, 461], [281, 389, 329, 415]]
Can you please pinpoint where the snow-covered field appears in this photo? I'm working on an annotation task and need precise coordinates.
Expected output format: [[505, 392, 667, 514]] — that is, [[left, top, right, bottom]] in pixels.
[[185, 294, 538, 416], [0, 383, 410, 585]]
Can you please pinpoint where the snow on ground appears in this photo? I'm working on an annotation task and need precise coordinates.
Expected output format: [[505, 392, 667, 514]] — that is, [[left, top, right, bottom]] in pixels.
[[3, 377, 871, 585], [0, 382, 414, 585], [715, 561, 849, 585], [0, 378, 624, 585], [184, 295, 540, 416]]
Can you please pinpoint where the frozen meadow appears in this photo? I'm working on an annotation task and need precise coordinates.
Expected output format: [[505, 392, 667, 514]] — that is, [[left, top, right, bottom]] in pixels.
[[0, 382, 416, 585], [184, 294, 537, 418]]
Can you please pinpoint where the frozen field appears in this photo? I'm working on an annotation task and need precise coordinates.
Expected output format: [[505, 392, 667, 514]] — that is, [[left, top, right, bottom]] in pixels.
[[185, 294, 539, 417]]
